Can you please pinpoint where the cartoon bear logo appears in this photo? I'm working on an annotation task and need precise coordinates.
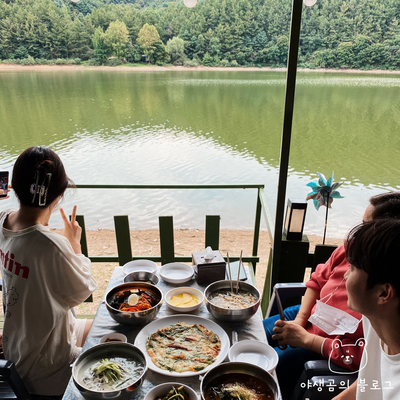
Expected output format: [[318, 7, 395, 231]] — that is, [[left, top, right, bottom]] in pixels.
[[4, 287, 19, 318], [6, 287, 19, 307], [328, 338, 367, 374]]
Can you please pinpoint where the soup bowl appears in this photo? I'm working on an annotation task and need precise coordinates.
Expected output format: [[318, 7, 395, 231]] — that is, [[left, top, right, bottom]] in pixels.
[[105, 282, 163, 325], [204, 280, 260, 322], [200, 361, 279, 400], [72, 342, 147, 400], [123, 271, 160, 286]]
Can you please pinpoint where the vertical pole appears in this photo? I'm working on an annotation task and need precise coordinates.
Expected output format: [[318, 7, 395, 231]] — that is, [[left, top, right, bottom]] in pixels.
[[271, 0, 304, 285]]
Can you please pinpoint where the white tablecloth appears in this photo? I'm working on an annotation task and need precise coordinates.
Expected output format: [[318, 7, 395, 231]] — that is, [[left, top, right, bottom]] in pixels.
[[62, 266, 278, 400]]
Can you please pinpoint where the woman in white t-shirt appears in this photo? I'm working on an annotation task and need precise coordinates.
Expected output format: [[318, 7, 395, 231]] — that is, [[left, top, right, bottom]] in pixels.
[[0, 146, 97, 397]]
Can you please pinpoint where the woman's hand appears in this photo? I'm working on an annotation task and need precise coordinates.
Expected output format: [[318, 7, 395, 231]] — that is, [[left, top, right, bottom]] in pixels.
[[272, 320, 322, 352], [60, 205, 82, 254], [0, 186, 11, 200]]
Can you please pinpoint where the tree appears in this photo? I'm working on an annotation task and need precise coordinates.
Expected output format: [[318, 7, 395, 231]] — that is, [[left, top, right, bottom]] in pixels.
[[336, 42, 354, 67], [153, 39, 169, 65], [136, 23, 160, 63], [92, 26, 109, 63], [208, 36, 220, 57], [253, 30, 268, 51], [202, 52, 213, 66], [104, 20, 130, 58], [69, 18, 94, 60], [195, 34, 206, 59], [166, 36, 186, 65]]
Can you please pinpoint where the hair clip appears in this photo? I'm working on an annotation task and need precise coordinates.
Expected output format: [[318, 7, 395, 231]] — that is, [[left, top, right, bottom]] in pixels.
[[30, 171, 40, 204], [31, 171, 52, 206], [38, 173, 52, 207]]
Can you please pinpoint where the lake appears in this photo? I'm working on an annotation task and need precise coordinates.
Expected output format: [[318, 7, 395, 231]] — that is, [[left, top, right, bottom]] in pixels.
[[1, 68, 399, 239]]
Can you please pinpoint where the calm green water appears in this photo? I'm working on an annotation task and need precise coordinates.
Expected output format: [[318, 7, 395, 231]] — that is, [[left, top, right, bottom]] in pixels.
[[0, 69, 399, 238]]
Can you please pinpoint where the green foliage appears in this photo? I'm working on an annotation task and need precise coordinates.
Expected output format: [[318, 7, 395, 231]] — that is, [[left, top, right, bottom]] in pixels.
[[106, 57, 123, 66], [104, 20, 130, 58], [15, 46, 29, 59], [166, 36, 185, 65], [208, 37, 220, 57], [0, 0, 398, 70], [125, 43, 142, 62], [183, 58, 199, 67], [221, 59, 229, 67], [202, 51, 212, 66], [92, 26, 110, 63], [20, 55, 36, 65], [152, 39, 169, 64], [136, 23, 160, 62]]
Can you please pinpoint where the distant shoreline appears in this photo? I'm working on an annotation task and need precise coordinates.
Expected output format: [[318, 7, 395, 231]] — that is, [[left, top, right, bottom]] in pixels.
[[1, 64, 400, 75]]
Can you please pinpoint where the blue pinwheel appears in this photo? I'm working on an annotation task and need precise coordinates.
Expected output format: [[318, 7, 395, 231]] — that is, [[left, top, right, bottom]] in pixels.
[[306, 172, 344, 243]]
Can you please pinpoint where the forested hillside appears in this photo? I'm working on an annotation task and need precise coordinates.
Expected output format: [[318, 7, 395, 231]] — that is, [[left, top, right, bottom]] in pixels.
[[0, 0, 399, 69]]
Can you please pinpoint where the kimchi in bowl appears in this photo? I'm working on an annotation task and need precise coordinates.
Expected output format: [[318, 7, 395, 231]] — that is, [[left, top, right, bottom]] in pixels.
[[105, 282, 163, 325]]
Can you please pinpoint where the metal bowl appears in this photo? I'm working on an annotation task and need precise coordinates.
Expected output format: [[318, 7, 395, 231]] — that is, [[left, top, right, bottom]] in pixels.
[[105, 282, 163, 325], [72, 342, 147, 400], [204, 280, 260, 322], [123, 271, 160, 285], [200, 362, 279, 400]]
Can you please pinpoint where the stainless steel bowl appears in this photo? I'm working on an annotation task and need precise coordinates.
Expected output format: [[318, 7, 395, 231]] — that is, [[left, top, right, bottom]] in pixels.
[[123, 271, 159, 285], [72, 342, 147, 400], [105, 282, 163, 325], [204, 280, 260, 322], [200, 362, 279, 400]]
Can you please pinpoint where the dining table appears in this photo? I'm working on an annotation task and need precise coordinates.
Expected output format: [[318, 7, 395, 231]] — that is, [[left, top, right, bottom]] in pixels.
[[62, 265, 280, 400]]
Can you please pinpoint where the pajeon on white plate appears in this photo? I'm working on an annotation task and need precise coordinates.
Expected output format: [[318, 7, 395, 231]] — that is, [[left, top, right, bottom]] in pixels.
[[134, 315, 229, 377], [159, 263, 194, 284], [228, 339, 279, 373]]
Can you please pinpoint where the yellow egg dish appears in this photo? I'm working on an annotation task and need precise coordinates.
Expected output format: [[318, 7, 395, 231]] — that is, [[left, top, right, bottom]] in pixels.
[[169, 292, 200, 308]]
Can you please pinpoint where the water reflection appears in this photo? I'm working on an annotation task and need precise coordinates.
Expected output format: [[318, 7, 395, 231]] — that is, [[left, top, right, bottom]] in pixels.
[[0, 70, 399, 237]]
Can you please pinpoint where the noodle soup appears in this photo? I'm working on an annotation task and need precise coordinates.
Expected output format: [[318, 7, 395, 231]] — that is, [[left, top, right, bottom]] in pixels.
[[203, 372, 274, 400], [209, 290, 258, 310], [73, 343, 147, 399], [80, 356, 144, 391]]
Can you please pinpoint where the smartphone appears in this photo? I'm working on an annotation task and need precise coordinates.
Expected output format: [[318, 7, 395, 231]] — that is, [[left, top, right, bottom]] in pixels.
[[0, 171, 9, 198]]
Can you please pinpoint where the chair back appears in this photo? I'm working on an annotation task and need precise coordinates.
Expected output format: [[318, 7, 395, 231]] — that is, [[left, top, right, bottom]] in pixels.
[[0, 359, 30, 400]]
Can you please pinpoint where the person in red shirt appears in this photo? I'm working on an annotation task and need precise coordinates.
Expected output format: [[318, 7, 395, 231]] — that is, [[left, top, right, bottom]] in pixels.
[[263, 191, 400, 399]]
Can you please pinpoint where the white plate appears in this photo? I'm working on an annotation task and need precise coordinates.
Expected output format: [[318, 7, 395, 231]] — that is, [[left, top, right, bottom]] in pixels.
[[134, 315, 229, 377], [122, 260, 157, 275], [159, 263, 194, 284], [228, 340, 279, 373]]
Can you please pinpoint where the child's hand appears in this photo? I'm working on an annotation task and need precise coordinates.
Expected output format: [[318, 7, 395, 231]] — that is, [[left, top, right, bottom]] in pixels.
[[60, 205, 82, 254]]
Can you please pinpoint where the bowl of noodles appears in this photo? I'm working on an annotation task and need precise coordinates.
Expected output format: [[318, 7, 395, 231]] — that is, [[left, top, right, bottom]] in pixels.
[[204, 280, 260, 322], [105, 282, 163, 325], [72, 342, 147, 400], [200, 362, 279, 400]]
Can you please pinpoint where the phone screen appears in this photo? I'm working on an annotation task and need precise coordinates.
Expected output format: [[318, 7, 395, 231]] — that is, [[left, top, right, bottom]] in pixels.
[[0, 171, 9, 198]]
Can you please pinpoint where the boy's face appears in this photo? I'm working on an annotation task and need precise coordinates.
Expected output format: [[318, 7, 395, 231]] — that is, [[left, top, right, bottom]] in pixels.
[[345, 265, 374, 315]]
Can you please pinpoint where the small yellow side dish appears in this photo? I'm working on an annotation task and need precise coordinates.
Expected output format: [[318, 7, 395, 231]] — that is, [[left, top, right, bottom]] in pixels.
[[169, 292, 200, 308]]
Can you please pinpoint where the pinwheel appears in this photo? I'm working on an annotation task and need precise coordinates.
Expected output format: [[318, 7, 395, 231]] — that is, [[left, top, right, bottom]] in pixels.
[[306, 172, 344, 244]]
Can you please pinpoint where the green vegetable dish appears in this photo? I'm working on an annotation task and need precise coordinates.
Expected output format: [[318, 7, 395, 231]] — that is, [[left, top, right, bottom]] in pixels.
[[81, 357, 144, 391], [155, 385, 192, 400]]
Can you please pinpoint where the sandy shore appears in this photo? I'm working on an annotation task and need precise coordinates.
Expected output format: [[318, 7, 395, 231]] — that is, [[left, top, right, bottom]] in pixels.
[[57, 228, 343, 315], [1, 64, 400, 74]]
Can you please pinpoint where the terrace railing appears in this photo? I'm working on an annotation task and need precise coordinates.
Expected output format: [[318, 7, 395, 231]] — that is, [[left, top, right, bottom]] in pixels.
[[73, 184, 274, 277]]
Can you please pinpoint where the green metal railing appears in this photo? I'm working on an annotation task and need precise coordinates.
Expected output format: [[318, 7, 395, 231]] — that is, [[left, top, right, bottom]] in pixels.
[[73, 184, 274, 274]]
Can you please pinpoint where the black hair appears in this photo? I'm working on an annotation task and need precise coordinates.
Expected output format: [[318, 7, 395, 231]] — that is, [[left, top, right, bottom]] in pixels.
[[345, 219, 400, 297], [12, 146, 72, 207], [370, 192, 400, 220]]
